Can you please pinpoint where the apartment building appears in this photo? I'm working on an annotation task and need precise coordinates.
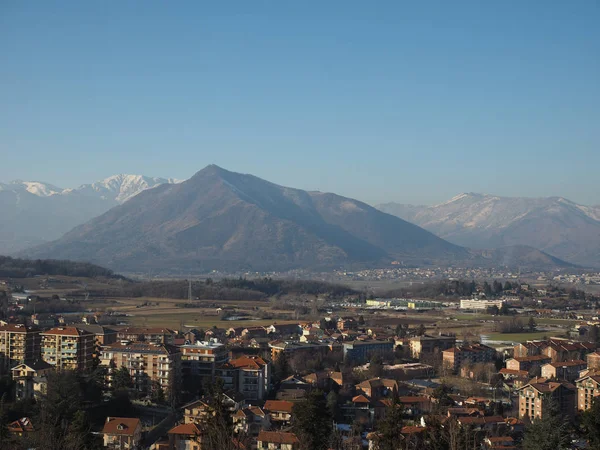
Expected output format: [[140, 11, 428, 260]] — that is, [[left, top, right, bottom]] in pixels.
[[442, 343, 496, 372], [180, 340, 229, 381], [514, 338, 596, 363], [575, 375, 600, 411], [41, 327, 94, 371], [219, 355, 270, 401], [409, 335, 456, 359], [587, 351, 600, 370], [518, 381, 576, 420], [116, 327, 176, 344], [541, 360, 587, 382], [0, 323, 41, 373], [506, 355, 552, 376], [269, 340, 331, 361], [101, 342, 181, 396], [342, 340, 394, 363]]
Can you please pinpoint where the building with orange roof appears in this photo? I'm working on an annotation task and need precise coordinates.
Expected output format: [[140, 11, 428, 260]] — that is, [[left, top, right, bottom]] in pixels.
[[102, 417, 142, 449], [218, 355, 270, 401], [7, 417, 34, 437], [167, 423, 202, 450], [517, 381, 576, 420], [442, 343, 496, 373], [541, 360, 587, 382], [0, 323, 40, 372], [40, 326, 94, 371], [263, 399, 294, 424], [575, 374, 600, 411], [257, 431, 299, 450]]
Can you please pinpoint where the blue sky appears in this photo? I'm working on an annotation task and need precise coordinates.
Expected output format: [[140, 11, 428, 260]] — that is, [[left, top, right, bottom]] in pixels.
[[1, 1, 599, 205]]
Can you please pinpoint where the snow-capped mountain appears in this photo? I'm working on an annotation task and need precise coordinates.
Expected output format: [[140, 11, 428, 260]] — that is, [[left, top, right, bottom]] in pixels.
[[68, 174, 181, 203], [378, 194, 600, 267], [0, 174, 180, 254]]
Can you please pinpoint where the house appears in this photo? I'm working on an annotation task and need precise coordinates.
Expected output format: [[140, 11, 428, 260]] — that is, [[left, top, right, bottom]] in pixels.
[[265, 324, 302, 337], [355, 378, 399, 400], [11, 360, 53, 400], [484, 436, 516, 449], [7, 417, 34, 437], [263, 400, 294, 424], [167, 423, 202, 450], [102, 417, 142, 450], [233, 406, 269, 436], [257, 431, 299, 450]]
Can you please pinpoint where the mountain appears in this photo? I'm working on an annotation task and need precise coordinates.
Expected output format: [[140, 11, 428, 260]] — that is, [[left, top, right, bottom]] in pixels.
[[377, 193, 600, 267], [22, 165, 480, 273], [0, 175, 179, 254]]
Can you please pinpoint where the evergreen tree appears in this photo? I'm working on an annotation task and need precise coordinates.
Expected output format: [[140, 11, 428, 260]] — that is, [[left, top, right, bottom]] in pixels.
[[372, 393, 404, 450], [292, 389, 332, 450], [581, 397, 600, 449], [112, 366, 133, 392], [417, 323, 426, 336], [522, 401, 572, 450], [273, 352, 291, 382], [528, 317, 537, 332], [0, 394, 12, 450]]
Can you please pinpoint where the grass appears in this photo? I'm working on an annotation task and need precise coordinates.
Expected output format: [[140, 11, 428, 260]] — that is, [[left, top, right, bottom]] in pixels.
[[127, 313, 298, 330], [484, 330, 564, 342]]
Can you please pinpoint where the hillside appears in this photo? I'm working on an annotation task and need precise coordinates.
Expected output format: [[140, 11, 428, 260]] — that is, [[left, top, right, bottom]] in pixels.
[[0, 175, 179, 254], [377, 193, 600, 267], [22, 165, 473, 273]]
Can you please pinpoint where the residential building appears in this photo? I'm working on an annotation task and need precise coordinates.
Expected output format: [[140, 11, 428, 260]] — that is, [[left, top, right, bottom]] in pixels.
[[219, 355, 270, 401], [101, 342, 181, 397], [0, 323, 40, 373], [518, 381, 576, 420], [257, 431, 299, 450], [41, 327, 94, 371], [343, 340, 394, 363], [116, 327, 176, 344], [506, 355, 552, 376], [575, 375, 600, 411], [167, 423, 202, 450], [442, 343, 496, 372], [11, 360, 53, 400], [102, 417, 142, 449], [409, 335, 456, 359], [7, 417, 34, 437], [233, 406, 269, 437], [75, 324, 117, 346], [355, 378, 398, 400], [541, 360, 587, 382], [514, 338, 596, 363], [180, 340, 229, 382], [263, 400, 294, 424], [269, 340, 331, 361], [587, 351, 600, 370], [265, 324, 302, 337]]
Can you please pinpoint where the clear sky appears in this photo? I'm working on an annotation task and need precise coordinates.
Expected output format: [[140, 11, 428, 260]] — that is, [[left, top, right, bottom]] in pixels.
[[1, 1, 599, 206]]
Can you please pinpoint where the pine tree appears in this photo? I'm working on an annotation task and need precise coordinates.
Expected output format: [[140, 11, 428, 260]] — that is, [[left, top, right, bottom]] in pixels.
[[581, 397, 600, 450], [522, 401, 572, 450], [292, 389, 333, 450], [372, 393, 404, 450]]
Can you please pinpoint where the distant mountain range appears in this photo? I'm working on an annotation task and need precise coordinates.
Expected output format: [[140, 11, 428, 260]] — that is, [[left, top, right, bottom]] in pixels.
[[20, 166, 573, 273], [0, 175, 179, 253], [378, 193, 600, 267]]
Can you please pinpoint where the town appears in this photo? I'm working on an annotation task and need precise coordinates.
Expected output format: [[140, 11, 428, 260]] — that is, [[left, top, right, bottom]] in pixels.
[[2, 272, 600, 450]]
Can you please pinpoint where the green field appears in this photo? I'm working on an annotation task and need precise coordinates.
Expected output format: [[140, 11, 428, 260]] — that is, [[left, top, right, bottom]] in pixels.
[[484, 330, 564, 343]]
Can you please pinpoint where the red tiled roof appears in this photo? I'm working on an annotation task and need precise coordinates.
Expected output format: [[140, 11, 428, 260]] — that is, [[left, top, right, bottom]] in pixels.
[[0, 324, 38, 333], [8, 417, 34, 433], [352, 395, 372, 404], [102, 417, 140, 436], [42, 327, 91, 337], [257, 431, 299, 445], [264, 400, 294, 413], [229, 355, 267, 370], [168, 423, 202, 436]]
